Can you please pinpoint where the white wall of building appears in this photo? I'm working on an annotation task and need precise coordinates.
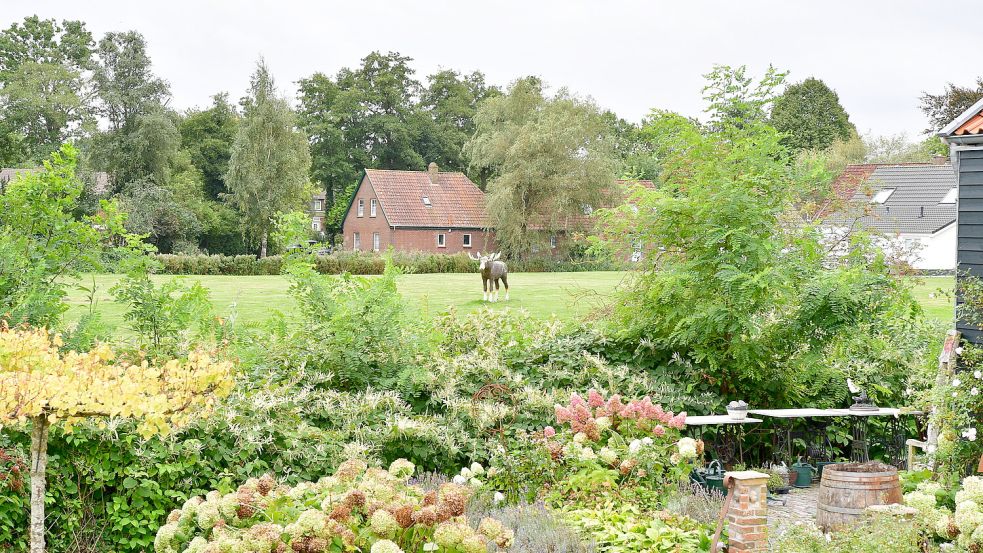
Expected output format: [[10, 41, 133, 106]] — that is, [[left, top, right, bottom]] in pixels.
[[822, 224, 956, 271]]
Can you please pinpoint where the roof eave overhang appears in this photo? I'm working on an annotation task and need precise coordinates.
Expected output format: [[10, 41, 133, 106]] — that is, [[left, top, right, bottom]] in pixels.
[[943, 134, 983, 146], [939, 97, 983, 139]]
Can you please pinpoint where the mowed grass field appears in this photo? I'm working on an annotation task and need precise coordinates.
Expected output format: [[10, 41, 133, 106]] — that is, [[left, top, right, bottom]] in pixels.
[[62, 272, 954, 330], [63, 271, 635, 329]]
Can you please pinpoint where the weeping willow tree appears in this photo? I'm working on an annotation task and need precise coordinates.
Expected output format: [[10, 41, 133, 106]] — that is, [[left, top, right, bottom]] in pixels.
[[465, 77, 618, 258], [225, 60, 311, 257]]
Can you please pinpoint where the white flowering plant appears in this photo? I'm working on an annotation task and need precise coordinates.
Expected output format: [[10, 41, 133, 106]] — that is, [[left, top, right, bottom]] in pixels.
[[153, 458, 514, 553], [934, 343, 983, 477], [902, 475, 983, 550]]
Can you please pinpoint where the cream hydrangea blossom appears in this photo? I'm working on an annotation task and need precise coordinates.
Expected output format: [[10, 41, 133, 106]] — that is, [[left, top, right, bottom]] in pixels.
[[370, 540, 404, 553], [677, 437, 698, 459]]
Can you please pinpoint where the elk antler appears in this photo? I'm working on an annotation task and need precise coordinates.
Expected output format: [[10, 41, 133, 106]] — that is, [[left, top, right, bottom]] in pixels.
[[468, 251, 480, 261]]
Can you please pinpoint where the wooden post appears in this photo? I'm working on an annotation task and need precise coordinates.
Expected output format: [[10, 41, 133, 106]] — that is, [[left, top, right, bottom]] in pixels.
[[29, 416, 50, 553], [723, 470, 770, 553]]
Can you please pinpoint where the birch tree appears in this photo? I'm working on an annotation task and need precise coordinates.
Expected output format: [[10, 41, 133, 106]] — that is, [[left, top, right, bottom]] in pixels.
[[225, 61, 311, 257]]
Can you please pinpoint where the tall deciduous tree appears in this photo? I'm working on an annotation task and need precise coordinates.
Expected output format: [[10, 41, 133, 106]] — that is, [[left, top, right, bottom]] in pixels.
[[225, 61, 311, 257], [771, 77, 854, 152], [921, 77, 983, 133], [92, 31, 169, 132], [0, 17, 95, 161], [180, 93, 238, 200], [465, 77, 618, 257], [0, 326, 233, 553]]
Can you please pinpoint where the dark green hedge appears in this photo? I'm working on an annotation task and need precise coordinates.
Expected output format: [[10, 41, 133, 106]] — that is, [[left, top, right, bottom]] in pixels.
[[149, 252, 627, 275]]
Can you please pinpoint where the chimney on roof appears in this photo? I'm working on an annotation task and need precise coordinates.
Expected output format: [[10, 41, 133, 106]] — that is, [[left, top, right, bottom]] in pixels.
[[919, 206, 924, 218], [427, 162, 439, 183], [932, 155, 948, 165]]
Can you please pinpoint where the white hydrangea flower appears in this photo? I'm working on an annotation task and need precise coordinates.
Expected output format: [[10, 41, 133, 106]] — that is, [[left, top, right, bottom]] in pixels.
[[629, 439, 642, 453], [452, 475, 467, 485], [973, 388, 980, 396], [975, 370, 982, 379], [494, 491, 505, 503], [962, 427, 978, 442], [641, 437, 653, 446], [953, 378, 962, 387], [677, 437, 698, 458]]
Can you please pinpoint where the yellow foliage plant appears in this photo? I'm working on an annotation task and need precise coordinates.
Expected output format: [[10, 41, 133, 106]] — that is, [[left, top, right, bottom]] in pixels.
[[0, 325, 234, 553]]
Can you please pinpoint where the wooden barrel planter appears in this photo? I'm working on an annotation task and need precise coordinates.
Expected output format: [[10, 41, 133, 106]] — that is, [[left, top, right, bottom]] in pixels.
[[816, 462, 902, 530]]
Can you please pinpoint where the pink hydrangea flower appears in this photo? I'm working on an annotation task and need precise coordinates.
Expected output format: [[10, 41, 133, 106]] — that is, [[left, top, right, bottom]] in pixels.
[[555, 405, 572, 424], [668, 412, 687, 429], [569, 393, 588, 409], [544, 426, 556, 438], [654, 425, 666, 436], [587, 389, 605, 408], [606, 395, 624, 417]]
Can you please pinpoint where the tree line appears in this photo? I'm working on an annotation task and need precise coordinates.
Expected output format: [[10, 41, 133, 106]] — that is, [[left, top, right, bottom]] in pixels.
[[0, 16, 979, 258]]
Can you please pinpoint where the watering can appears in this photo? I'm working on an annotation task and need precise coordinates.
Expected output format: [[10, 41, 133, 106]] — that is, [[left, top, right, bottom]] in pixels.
[[791, 460, 816, 488], [704, 460, 726, 493]]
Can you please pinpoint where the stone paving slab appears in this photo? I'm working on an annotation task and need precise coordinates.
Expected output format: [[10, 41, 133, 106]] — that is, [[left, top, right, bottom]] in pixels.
[[768, 485, 819, 538]]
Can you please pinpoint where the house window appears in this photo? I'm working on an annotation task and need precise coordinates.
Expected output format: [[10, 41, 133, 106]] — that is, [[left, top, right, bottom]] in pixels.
[[357, 199, 365, 217], [312, 217, 321, 232], [437, 233, 446, 248], [422, 196, 432, 207], [550, 235, 558, 249], [941, 187, 957, 204], [871, 188, 895, 204], [372, 232, 380, 252], [370, 199, 377, 217], [582, 204, 593, 215], [353, 232, 361, 251], [462, 233, 472, 248], [313, 199, 323, 211]]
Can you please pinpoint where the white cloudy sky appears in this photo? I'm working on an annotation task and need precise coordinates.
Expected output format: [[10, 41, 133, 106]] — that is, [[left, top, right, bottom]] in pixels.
[[3, 0, 979, 136]]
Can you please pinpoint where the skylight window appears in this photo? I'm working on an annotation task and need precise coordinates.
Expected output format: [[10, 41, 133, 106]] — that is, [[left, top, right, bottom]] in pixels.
[[940, 188, 957, 204], [422, 196, 432, 206], [871, 188, 896, 204]]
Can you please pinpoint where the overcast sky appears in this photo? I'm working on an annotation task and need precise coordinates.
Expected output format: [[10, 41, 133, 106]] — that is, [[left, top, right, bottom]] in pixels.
[[4, 1, 979, 137]]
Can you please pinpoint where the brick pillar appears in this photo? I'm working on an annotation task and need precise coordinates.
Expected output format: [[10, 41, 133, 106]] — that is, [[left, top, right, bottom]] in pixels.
[[723, 470, 769, 553]]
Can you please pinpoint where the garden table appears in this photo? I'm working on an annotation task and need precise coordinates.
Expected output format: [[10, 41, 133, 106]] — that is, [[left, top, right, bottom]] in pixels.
[[749, 408, 920, 465], [684, 415, 762, 465]]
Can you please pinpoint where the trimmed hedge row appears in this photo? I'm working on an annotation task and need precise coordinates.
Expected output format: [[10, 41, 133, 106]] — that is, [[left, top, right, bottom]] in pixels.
[[149, 252, 627, 275]]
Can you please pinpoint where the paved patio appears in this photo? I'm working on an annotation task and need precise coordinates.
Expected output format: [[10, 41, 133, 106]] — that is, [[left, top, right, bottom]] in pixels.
[[768, 485, 819, 538]]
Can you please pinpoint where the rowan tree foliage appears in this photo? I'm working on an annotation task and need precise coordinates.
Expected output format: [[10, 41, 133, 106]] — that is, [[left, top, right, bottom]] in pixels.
[[0, 325, 234, 553], [465, 77, 618, 257], [771, 77, 855, 152], [0, 144, 137, 327], [596, 68, 924, 406], [225, 61, 311, 257]]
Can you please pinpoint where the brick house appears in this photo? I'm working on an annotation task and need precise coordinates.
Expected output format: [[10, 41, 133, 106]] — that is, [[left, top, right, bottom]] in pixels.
[[341, 163, 496, 254]]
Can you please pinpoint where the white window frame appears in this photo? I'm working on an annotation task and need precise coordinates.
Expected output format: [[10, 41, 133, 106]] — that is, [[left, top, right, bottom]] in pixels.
[[370, 198, 377, 217], [312, 217, 321, 231], [437, 233, 446, 248], [357, 199, 365, 217], [314, 199, 323, 211], [422, 196, 432, 207], [462, 233, 472, 248], [871, 188, 895, 204], [550, 235, 558, 249], [940, 187, 957, 204], [372, 232, 380, 252], [353, 232, 361, 251]]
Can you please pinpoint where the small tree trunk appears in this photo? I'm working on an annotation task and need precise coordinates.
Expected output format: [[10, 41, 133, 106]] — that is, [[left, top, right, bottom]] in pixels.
[[29, 416, 50, 553], [259, 232, 268, 258]]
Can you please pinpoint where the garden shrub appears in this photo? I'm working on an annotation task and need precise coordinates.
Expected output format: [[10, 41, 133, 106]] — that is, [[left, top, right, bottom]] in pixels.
[[147, 251, 628, 276], [153, 458, 514, 553]]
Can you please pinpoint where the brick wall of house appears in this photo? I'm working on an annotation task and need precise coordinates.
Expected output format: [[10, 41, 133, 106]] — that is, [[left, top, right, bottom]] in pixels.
[[392, 228, 496, 254], [341, 176, 392, 252]]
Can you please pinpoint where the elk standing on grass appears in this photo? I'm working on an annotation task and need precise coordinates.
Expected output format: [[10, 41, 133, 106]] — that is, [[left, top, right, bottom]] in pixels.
[[469, 251, 509, 302]]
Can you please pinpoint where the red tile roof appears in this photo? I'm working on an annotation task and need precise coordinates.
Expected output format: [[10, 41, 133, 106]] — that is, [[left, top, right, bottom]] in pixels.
[[365, 168, 489, 228], [955, 111, 983, 135]]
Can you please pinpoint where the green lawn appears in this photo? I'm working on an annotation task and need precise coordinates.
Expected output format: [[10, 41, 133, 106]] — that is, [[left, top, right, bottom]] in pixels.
[[62, 272, 955, 331], [63, 271, 634, 329]]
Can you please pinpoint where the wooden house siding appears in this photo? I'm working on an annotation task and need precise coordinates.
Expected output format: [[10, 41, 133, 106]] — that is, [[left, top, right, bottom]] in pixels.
[[956, 148, 983, 343]]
